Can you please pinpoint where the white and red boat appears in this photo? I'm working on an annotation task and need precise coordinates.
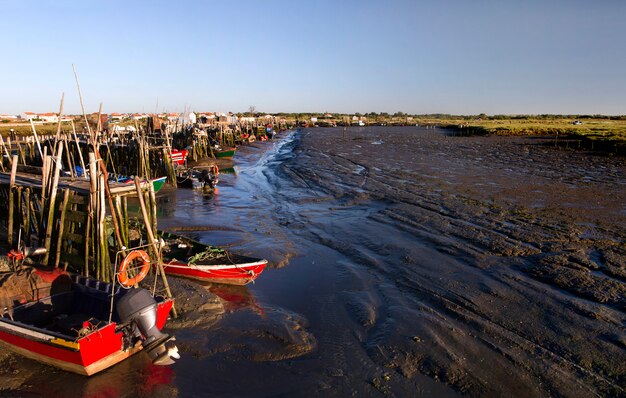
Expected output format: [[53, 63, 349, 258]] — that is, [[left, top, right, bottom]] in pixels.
[[157, 230, 267, 285], [168, 149, 188, 166], [0, 261, 179, 376]]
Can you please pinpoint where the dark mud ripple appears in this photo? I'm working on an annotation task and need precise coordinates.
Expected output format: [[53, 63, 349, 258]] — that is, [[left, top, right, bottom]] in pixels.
[[276, 127, 626, 397]]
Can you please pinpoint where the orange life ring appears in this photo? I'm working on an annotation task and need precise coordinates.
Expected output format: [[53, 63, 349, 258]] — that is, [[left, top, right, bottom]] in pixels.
[[118, 250, 150, 287]]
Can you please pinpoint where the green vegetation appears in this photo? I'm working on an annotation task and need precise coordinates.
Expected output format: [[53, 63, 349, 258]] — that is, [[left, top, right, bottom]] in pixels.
[[412, 115, 626, 141], [0, 123, 59, 136]]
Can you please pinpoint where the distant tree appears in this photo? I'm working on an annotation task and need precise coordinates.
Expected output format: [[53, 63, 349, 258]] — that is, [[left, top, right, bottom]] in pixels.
[[248, 105, 257, 115]]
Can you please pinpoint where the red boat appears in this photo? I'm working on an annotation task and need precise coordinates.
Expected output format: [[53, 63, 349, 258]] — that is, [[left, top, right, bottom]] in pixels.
[[168, 149, 188, 166], [157, 230, 267, 285], [0, 259, 179, 376]]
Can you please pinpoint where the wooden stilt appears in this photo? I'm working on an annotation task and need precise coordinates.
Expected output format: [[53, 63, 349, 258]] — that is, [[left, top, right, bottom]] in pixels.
[[43, 142, 64, 265], [134, 177, 177, 317], [7, 155, 18, 246], [54, 189, 71, 268]]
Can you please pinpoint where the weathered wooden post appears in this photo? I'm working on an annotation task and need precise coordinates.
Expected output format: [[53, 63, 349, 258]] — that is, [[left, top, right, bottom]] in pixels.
[[43, 142, 64, 265], [134, 177, 177, 317], [7, 155, 18, 246]]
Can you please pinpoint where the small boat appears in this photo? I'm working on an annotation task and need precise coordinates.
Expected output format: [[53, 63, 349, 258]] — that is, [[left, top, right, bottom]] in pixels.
[[0, 263, 178, 376], [115, 176, 167, 193], [169, 149, 189, 166], [175, 167, 218, 190], [156, 230, 267, 285], [150, 176, 168, 192], [214, 147, 236, 158]]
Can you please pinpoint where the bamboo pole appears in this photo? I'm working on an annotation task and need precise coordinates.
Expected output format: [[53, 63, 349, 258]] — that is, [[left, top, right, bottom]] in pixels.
[[54, 189, 71, 268], [72, 64, 94, 143], [99, 173, 109, 281], [134, 177, 177, 317], [56, 92, 65, 140], [71, 120, 87, 177], [43, 142, 64, 265], [97, 158, 125, 256], [23, 188, 31, 246], [63, 134, 75, 178], [16, 185, 23, 243], [114, 195, 127, 246], [30, 120, 44, 161], [15, 140, 25, 165], [40, 152, 50, 226], [0, 135, 12, 169], [88, 153, 98, 277], [7, 155, 18, 246], [96, 102, 103, 134]]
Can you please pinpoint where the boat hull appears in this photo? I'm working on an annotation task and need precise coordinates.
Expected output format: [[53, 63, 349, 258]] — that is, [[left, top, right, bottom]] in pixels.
[[0, 275, 174, 376], [214, 148, 236, 158], [118, 176, 167, 193], [0, 323, 140, 376], [162, 260, 266, 285], [151, 176, 167, 192]]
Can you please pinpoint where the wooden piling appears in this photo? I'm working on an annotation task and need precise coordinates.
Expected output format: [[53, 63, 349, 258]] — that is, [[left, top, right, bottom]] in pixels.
[[23, 188, 31, 246], [71, 120, 87, 176], [30, 120, 44, 161], [0, 135, 11, 169], [54, 189, 71, 268], [43, 142, 64, 265], [7, 155, 18, 246], [134, 177, 177, 317]]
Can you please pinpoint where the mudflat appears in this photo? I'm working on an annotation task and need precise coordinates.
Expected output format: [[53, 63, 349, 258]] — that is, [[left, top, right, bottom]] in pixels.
[[1, 127, 624, 397], [279, 127, 626, 396]]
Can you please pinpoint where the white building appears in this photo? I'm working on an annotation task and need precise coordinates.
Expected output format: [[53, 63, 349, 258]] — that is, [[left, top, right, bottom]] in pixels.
[[20, 112, 59, 122]]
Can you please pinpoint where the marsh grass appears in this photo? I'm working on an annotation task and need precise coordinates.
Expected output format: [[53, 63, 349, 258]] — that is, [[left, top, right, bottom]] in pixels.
[[415, 117, 626, 141]]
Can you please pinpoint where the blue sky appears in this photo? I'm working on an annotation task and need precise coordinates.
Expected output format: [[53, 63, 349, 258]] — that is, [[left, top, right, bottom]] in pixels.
[[1, 0, 625, 115]]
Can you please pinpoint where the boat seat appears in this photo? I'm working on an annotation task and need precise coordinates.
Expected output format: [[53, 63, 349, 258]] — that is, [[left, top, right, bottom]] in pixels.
[[8, 291, 74, 328], [70, 284, 119, 322]]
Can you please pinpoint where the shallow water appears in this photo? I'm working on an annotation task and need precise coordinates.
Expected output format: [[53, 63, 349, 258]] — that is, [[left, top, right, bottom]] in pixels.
[[4, 127, 626, 397]]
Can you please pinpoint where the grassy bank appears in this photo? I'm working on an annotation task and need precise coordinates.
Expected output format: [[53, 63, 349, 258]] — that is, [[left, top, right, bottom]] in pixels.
[[413, 116, 626, 142], [0, 122, 59, 137]]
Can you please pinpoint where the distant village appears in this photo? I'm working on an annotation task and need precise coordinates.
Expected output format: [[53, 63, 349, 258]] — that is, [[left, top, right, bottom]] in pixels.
[[0, 111, 419, 128]]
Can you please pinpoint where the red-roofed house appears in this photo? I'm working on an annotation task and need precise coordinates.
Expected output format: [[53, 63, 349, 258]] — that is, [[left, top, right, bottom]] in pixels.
[[21, 112, 58, 122]]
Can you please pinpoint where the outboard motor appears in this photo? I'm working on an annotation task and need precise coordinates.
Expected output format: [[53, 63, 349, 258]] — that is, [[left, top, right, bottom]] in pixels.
[[199, 169, 214, 188], [116, 288, 167, 345]]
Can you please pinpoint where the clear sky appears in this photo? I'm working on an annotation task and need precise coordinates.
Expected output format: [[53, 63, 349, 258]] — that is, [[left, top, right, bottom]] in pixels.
[[1, 0, 625, 115]]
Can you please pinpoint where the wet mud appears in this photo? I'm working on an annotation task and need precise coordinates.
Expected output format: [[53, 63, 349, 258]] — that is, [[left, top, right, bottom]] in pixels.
[[1, 127, 625, 397], [275, 127, 626, 397]]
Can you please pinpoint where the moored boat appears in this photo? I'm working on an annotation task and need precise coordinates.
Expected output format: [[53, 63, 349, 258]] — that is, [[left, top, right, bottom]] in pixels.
[[0, 269, 177, 376], [116, 176, 167, 192], [175, 166, 218, 190], [214, 147, 236, 158], [0, 254, 179, 376], [169, 149, 189, 166], [154, 230, 267, 285]]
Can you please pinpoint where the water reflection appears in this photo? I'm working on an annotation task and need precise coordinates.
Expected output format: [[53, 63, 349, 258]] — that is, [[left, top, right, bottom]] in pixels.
[[203, 283, 265, 316], [19, 354, 177, 397]]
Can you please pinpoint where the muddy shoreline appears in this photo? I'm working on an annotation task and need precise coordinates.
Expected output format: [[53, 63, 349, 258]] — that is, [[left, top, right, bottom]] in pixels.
[[1, 127, 624, 397], [279, 127, 625, 396]]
